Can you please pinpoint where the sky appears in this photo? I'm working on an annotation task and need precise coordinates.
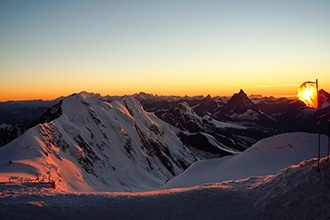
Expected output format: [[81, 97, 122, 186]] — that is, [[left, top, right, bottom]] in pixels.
[[0, 0, 329, 101]]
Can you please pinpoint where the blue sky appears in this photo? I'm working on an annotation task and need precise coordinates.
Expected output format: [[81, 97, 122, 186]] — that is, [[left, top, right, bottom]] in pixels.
[[1, 0, 329, 100]]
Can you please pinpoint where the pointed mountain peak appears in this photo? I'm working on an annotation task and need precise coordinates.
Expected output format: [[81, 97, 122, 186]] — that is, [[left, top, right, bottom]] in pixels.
[[230, 89, 250, 102], [202, 94, 212, 101], [225, 89, 254, 113], [238, 89, 246, 95]]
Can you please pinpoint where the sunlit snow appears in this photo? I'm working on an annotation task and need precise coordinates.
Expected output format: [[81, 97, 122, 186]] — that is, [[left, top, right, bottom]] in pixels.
[[1, 92, 329, 219]]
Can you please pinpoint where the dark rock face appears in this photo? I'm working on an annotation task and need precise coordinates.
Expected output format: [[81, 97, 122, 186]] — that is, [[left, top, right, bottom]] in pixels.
[[0, 100, 60, 147], [225, 89, 254, 114], [155, 100, 251, 159], [0, 124, 21, 147], [31, 100, 63, 126], [155, 102, 204, 133]]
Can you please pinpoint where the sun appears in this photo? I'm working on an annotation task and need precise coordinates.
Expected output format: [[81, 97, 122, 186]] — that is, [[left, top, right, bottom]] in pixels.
[[297, 81, 318, 108]]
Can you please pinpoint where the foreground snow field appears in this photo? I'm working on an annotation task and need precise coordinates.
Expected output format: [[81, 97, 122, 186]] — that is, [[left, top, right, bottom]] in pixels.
[[161, 132, 330, 189], [1, 115, 329, 219], [1, 157, 330, 219]]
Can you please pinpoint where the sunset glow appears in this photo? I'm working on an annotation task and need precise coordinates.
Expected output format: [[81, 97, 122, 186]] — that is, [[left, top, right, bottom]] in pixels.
[[1, 0, 329, 101], [298, 81, 318, 108]]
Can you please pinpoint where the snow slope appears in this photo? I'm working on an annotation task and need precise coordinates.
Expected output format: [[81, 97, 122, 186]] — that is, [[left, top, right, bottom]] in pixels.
[[1, 93, 330, 219], [161, 132, 329, 189], [1, 157, 330, 219], [0, 92, 196, 192]]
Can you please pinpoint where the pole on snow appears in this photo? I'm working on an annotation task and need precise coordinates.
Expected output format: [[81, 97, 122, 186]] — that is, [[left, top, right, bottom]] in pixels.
[[327, 94, 330, 160], [298, 79, 330, 170], [316, 79, 320, 172], [317, 119, 321, 172]]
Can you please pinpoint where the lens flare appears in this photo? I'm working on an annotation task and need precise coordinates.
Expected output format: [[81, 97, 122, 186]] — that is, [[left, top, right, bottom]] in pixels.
[[297, 81, 318, 108]]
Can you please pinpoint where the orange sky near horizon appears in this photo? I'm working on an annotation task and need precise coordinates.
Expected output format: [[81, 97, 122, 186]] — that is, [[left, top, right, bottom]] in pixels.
[[1, 1, 329, 101], [1, 75, 327, 101]]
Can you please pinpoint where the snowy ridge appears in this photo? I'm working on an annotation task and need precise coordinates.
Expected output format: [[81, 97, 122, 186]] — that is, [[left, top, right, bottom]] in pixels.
[[161, 132, 329, 189], [156, 101, 204, 132], [250, 157, 330, 218], [0, 92, 196, 192]]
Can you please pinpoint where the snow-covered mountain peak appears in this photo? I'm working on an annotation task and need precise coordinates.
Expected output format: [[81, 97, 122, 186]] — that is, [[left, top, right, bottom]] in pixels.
[[132, 92, 156, 101], [77, 91, 101, 100], [121, 96, 146, 116], [0, 93, 197, 192], [177, 101, 198, 116]]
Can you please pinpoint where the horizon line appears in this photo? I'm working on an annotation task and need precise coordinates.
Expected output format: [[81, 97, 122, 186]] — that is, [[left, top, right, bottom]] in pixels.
[[0, 90, 304, 102]]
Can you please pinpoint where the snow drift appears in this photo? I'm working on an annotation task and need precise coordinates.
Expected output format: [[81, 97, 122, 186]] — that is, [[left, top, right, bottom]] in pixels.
[[1, 156, 330, 219], [161, 132, 329, 189]]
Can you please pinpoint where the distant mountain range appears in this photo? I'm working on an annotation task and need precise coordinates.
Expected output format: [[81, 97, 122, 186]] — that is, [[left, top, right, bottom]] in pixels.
[[1, 89, 329, 150], [0, 90, 329, 191], [134, 89, 329, 158]]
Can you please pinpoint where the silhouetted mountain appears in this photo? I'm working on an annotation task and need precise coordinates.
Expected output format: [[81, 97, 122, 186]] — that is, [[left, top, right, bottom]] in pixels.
[[225, 89, 254, 114], [318, 89, 330, 109]]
